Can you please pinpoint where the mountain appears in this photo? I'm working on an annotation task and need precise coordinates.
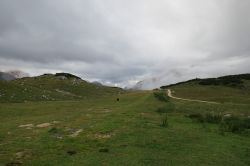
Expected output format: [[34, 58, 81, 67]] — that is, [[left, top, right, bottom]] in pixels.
[[0, 72, 16, 81], [0, 72, 124, 102]]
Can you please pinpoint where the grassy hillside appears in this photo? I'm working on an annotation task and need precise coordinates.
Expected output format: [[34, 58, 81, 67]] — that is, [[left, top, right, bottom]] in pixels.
[[0, 73, 250, 165], [0, 73, 123, 102], [161, 74, 250, 104]]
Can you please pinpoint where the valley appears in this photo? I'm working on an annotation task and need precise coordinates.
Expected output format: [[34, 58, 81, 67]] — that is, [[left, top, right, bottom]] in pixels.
[[0, 74, 250, 165]]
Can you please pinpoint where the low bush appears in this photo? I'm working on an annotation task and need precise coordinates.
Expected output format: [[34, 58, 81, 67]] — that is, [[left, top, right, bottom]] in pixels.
[[220, 116, 250, 133], [153, 91, 169, 102], [188, 112, 250, 134], [205, 113, 222, 124], [189, 112, 222, 124]]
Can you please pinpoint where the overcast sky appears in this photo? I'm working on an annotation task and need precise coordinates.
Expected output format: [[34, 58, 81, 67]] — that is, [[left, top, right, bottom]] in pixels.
[[0, 0, 250, 89]]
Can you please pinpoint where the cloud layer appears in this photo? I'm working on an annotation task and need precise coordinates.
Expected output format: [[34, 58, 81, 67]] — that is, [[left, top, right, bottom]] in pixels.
[[0, 0, 250, 89]]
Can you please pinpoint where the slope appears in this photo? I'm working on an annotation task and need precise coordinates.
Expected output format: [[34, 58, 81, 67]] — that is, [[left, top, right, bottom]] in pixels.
[[0, 73, 123, 102], [161, 74, 250, 104]]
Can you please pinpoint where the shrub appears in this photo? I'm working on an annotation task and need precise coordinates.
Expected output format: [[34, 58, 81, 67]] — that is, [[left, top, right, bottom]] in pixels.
[[220, 116, 250, 133], [161, 114, 168, 127], [188, 112, 222, 124], [187, 113, 250, 134], [205, 113, 222, 124], [154, 91, 169, 102]]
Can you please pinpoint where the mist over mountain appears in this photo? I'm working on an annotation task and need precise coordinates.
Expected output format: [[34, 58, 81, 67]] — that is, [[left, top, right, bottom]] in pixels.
[[0, 72, 16, 81], [0, 70, 29, 81], [6, 70, 29, 78]]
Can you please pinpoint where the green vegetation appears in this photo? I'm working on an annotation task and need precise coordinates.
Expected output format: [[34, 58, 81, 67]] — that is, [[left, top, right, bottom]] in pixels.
[[0, 73, 250, 165], [0, 73, 123, 102], [161, 73, 250, 89], [188, 112, 250, 134], [153, 91, 169, 102]]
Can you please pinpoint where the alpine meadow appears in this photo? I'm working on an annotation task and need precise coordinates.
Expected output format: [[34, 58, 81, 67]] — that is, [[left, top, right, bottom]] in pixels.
[[1, 1, 250, 166]]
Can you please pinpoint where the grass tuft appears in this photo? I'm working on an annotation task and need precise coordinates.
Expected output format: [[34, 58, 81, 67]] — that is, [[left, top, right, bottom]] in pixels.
[[161, 114, 169, 128]]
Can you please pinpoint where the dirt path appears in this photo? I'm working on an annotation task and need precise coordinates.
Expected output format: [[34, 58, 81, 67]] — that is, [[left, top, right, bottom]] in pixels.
[[167, 89, 219, 104]]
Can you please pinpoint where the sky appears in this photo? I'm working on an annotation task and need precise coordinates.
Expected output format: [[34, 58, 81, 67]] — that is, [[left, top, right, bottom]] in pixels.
[[0, 0, 250, 89]]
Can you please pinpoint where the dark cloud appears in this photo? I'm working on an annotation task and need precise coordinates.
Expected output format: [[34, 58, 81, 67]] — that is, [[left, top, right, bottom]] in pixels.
[[0, 0, 250, 89]]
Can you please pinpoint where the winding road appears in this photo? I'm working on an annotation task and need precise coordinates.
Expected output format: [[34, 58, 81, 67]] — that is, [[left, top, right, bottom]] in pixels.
[[167, 89, 219, 104]]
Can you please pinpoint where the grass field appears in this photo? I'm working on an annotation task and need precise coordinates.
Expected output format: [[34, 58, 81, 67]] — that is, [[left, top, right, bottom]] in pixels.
[[1, 86, 250, 165]]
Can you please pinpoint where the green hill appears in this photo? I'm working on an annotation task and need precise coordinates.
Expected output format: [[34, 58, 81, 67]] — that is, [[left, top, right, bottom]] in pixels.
[[161, 73, 250, 104], [0, 73, 123, 102]]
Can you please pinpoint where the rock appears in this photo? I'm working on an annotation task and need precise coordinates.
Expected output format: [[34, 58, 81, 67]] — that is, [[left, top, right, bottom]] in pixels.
[[224, 114, 231, 118], [15, 150, 31, 159], [94, 133, 112, 139], [69, 129, 83, 137], [52, 121, 60, 124], [36, 123, 51, 128], [18, 124, 34, 128], [26, 127, 33, 130]]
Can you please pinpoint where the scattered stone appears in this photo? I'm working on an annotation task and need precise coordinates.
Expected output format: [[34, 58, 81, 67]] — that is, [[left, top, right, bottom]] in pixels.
[[57, 76, 66, 80], [15, 150, 31, 159], [99, 148, 109, 153], [26, 127, 33, 130], [18, 124, 34, 128], [94, 133, 112, 139], [52, 121, 60, 124], [15, 152, 25, 159], [224, 114, 231, 118], [69, 129, 83, 137], [103, 109, 112, 113], [36, 123, 51, 128]]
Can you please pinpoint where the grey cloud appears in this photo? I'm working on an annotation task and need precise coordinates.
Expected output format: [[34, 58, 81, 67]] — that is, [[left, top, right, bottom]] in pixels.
[[0, 0, 250, 89]]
